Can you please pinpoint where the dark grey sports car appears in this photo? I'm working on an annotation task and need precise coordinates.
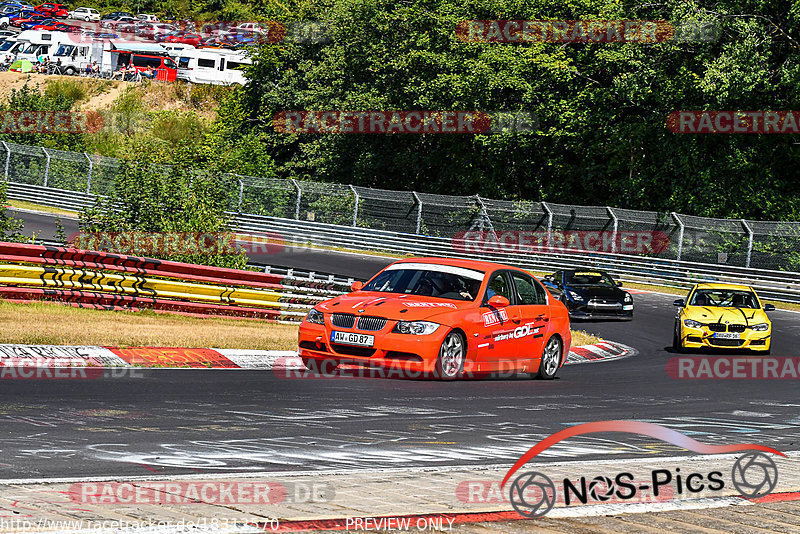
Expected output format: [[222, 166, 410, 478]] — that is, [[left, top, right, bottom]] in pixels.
[[541, 269, 633, 320]]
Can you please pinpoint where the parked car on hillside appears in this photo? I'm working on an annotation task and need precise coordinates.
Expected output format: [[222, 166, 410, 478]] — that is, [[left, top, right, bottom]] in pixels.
[[35, 3, 67, 18], [101, 11, 133, 21], [166, 31, 201, 46], [68, 7, 99, 21], [21, 16, 54, 29], [11, 12, 44, 27]]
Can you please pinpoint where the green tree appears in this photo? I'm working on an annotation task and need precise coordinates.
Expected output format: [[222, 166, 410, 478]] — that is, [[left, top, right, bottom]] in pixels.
[[80, 158, 248, 269], [0, 182, 23, 242]]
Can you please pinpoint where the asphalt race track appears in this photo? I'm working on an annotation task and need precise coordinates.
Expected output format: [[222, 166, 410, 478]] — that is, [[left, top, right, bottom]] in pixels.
[[2, 292, 800, 480], [2, 209, 800, 481]]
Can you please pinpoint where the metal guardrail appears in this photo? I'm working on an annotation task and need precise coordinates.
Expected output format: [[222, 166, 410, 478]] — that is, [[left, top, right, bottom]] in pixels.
[[0, 242, 350, 321], [3, 140, 800, 271], [5, 182, 800, 304]]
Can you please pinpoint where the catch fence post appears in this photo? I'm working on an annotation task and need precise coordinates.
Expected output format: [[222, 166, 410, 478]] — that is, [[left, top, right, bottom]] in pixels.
[[412, 191, 423, 234], [607, 206, 618, 253], [41, 147, 51, 187], [348, 184, 359, 227], [475, 195, 498, 242], [291, 179, 302, 219], [84, 152, 93, 193], [542, 202, 553, 246], [238, 178, 244, 212], [742, 219, 754, 269], [672, 212, 685, 262], [1, 141, 9, 181]]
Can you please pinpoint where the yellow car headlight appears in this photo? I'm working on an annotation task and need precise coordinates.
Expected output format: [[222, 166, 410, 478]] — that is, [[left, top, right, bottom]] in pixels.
[[683, 319, 703, 329], [750, 323, 769, 332]]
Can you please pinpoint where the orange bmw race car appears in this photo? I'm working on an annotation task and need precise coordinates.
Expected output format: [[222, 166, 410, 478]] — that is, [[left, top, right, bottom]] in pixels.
[[298, 258, 571, 380]]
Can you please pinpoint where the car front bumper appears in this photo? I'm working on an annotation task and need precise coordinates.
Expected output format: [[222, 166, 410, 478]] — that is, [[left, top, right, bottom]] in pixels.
[[566, 301, 633, 320], [681, 326, 771, 351], [298, 321, 450, 374]]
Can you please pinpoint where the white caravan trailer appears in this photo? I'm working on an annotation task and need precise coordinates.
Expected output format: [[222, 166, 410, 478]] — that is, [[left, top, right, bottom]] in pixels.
[[173, 48, 251, 85]]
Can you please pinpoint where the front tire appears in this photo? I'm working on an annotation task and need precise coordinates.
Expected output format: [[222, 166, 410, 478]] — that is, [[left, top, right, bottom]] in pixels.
[[537, 336, 562, 379], [434, 330, 465, 380], [672, 323, 684, 353]]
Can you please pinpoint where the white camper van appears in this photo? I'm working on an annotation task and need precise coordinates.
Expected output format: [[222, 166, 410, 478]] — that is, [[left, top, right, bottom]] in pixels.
[[15, 30, 77, 63], [52, 39, 171, 75], [173, 48, 251, 85], [0, 35, 25, 63]]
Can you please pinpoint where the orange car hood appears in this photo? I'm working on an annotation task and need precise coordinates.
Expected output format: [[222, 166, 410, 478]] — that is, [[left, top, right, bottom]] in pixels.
[[318, 292, 474, 322]]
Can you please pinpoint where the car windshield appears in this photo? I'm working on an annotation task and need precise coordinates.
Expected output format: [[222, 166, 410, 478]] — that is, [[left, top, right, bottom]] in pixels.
[[690, 289, 759, 309], [54, 44, 73, 55], [564, 271, 616, 287], [0, 41, 15, 51], [362, 265, 484, 301]]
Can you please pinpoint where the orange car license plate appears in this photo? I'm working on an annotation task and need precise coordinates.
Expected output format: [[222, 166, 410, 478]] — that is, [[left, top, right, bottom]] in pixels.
[[331, 331, 375, 347]]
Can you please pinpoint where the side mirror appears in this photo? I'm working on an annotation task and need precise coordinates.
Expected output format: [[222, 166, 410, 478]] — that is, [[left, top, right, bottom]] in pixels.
[[616, 281, 623, 287], [763, 303, 775, 312], [350, 281, 363, 292], [487, 295, 510, 307], [673, 299, 685, 307], [543, 275, 553, 282]]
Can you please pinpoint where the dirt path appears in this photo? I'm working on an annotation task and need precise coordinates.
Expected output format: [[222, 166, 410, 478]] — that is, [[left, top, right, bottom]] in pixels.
[[0, 70, 132, 110]]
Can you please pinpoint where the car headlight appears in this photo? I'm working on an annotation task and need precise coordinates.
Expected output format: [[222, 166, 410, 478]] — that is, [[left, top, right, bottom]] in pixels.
[[624, 292, 632, 303], [392, 320, 440, 335], [750, 323, 770, 332], [305, 308, 324, 325], [568, 291, 583, 301], [683, 319, 703, 328]]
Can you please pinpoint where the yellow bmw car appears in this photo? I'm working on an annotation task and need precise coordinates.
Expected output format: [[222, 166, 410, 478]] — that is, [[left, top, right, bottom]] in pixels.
[[672, 283, 775, 354]]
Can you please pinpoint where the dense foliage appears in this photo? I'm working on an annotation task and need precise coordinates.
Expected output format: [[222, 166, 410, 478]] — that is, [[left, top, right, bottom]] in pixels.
[[80, 159, 248, 268], [0, 182, 24, 241], [212, 0, 800, 220], [7, 0, 800, 222]]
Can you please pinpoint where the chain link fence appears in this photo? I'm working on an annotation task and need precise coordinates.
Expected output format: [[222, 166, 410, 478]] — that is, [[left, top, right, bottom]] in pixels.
[[2, 141, 799, 272]]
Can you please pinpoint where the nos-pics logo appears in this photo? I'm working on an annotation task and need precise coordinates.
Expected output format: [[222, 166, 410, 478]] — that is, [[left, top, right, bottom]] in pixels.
[[502, 420, 782, 518]]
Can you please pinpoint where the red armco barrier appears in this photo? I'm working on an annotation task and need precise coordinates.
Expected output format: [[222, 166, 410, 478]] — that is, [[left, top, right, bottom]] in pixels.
[[0, 242, 344, 292], [0, 242, 345, 321]]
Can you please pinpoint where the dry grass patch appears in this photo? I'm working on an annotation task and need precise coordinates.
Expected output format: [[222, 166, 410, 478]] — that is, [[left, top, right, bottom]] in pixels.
[[0, 300, 298, 350], [0, 300, 601, 350], [571, 329, 600, 347]]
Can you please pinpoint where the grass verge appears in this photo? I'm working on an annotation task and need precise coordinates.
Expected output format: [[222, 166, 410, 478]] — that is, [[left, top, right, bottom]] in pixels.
[[6, 200, 79, 217], [0, 300, 601, 350]]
